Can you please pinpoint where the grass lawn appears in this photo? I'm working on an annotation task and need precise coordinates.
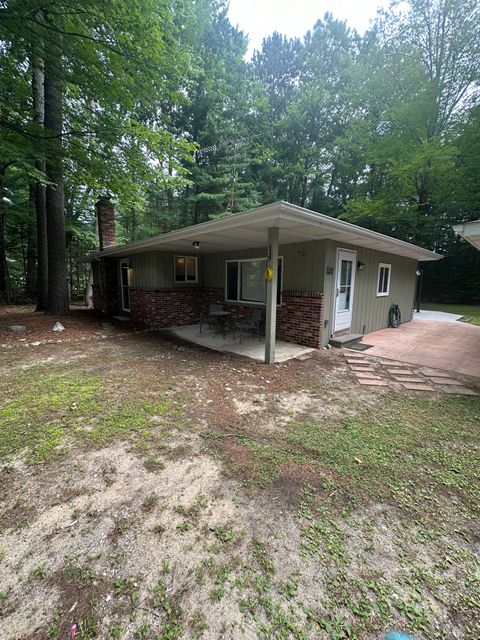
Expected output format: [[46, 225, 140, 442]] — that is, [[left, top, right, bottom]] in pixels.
[[0, 317, 479, 640], [422, 302, 480, 326]]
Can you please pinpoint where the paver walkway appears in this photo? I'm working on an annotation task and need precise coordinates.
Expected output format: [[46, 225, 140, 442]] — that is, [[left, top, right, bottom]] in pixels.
[[343, 350, 478, 394]]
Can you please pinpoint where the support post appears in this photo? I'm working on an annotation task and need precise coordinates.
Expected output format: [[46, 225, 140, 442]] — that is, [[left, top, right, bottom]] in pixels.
[[416, 268, 423, 313], [265, 226, 279, 364]]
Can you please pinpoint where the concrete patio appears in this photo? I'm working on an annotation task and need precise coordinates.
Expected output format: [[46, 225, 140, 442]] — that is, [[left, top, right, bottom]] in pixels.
[[361, 319, 480, 377], [165, 324, 316, 363], [413, 310, 464, 323]]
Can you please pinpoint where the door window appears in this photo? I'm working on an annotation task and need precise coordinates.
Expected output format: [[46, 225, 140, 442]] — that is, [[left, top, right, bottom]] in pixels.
[[338, 259, 353, 311], [120, 261, 130, 311]]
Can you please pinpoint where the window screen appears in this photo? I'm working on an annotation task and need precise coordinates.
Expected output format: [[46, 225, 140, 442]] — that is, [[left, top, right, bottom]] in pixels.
[[240, 259, 265, 302], [185, 257, 196, 281], [226, 258, 283, 304], [377, 263, 391, 296], [175, 256, 198, 283]]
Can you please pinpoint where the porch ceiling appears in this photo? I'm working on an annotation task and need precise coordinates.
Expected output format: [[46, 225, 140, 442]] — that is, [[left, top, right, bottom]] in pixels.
[[80, 201, 441, 262]]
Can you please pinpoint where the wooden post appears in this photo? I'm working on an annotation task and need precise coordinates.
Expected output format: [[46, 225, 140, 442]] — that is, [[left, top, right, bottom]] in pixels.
[[415, 268, 423, 313], [265, 226, 279, 364]]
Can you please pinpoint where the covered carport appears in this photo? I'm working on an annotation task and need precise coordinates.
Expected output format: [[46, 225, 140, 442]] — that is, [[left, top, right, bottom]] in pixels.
[[453, 220, 480, 250]]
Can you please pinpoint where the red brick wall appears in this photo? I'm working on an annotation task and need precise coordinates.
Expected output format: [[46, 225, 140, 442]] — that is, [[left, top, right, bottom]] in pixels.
[[276, 291, 323, 348], [130, 287, 323, 349], [96, 198, 116, 250], [130, 287, 223, 328]]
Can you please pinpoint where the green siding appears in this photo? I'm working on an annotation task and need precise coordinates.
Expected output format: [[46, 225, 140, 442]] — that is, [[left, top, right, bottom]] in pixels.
[[129, 251, 204, 288], [322, 240, 417, 345], [129, 241, 327, 291], [202, 241, 325, 291]]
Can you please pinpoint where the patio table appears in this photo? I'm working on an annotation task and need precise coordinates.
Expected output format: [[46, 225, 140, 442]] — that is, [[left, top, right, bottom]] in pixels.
[[208, 310, 233, 338]]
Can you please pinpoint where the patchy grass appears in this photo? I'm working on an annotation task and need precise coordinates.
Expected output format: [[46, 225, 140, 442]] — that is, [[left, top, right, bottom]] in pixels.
[[205, 389, 480, 638], [0, 363, 180, 464], [422, 302, 480, 325], [219, 394, 480, 522]]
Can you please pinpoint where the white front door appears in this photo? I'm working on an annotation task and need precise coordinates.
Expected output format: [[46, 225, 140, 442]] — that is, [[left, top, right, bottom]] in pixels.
[[334, 249, 356, 332]]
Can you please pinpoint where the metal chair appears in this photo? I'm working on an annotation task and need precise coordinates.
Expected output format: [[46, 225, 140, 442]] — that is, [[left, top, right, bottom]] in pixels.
[[236, 308, 263, 343]]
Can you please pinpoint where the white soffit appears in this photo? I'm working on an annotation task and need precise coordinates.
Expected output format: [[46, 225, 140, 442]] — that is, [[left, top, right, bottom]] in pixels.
[[81, 201, 441, 262]]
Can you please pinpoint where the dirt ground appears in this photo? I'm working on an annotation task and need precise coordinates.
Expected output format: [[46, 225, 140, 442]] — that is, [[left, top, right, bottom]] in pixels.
[[0, 307, 479, 640], [0, 304, 145, 345]]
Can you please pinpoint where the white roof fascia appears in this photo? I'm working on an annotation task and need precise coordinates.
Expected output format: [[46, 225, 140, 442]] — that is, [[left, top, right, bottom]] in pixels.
[[453, 220, 480, 250], [80, 201, 441, 262]]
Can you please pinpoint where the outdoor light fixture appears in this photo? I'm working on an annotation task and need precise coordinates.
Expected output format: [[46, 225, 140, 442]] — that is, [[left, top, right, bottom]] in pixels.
[[192, 241, 200, 249], [357, 261, 366, 271]]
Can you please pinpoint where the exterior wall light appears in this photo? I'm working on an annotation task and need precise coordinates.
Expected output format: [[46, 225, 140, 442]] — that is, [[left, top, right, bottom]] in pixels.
[[357, 261, 366, 271], [192, 241, 200, 249]]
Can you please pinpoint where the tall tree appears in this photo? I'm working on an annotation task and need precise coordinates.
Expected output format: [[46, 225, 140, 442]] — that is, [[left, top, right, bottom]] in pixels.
[[1, 0, 196, 308], [173, 1, 259, 225], [44, 28, 69, 314], [32, 51, 48, 310], [0, 163, 10, 303], [341, 0, 480, 245]]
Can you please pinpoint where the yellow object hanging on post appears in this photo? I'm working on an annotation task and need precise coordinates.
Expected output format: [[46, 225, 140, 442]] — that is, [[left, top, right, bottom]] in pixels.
[[265, 267, 274, 281]]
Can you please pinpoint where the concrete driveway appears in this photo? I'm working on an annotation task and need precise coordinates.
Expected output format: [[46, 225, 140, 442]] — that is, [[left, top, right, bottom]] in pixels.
[[361, 320, 480, 377]]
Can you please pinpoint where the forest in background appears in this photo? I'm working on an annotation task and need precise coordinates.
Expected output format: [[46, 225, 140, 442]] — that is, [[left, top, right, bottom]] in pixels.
[[0, 0, 479, 312]]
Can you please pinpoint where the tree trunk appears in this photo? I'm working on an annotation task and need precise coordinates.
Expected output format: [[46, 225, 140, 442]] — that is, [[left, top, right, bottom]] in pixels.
[[44, 39, 69, 315], [166, 158, 174, 219], [26, 184, 37, 299], [0, 166, 8, 304], [32, 56, 48, 311]]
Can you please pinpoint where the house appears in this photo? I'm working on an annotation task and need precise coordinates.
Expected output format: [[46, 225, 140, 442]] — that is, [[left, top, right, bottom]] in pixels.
[[82, 199, 441, 363], [453, 220, 480, 251]]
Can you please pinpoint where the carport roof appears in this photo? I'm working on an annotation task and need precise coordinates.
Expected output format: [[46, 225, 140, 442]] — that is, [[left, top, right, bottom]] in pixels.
[[453, 220, 480, 251], [80, 201, 441, 262]]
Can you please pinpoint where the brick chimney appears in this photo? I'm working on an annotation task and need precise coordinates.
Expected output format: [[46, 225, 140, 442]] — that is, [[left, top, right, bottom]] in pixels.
[[95, 197, 116, 250]]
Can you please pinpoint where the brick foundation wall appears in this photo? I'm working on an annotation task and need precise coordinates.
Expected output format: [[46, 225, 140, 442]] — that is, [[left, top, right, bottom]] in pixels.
[[130, 287, 223, 328], [130, 287, 323, 349], [276, 291, 323, 348]]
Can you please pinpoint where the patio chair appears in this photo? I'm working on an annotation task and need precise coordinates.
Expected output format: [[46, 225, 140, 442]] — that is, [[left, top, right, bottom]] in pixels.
[[199, 303, 225, 333], [236, 307, 263, 343]]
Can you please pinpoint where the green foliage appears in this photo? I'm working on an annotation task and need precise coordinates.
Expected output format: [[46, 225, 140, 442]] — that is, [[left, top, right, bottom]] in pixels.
[[0, 0, 197, 300], [1, 0, 479, 302]]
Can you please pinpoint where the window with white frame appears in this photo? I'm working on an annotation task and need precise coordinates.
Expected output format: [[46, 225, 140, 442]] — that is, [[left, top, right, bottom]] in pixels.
[[226, 257, 283, 305], [174, 256, 198, 283], [377, 262, 391, 296]]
